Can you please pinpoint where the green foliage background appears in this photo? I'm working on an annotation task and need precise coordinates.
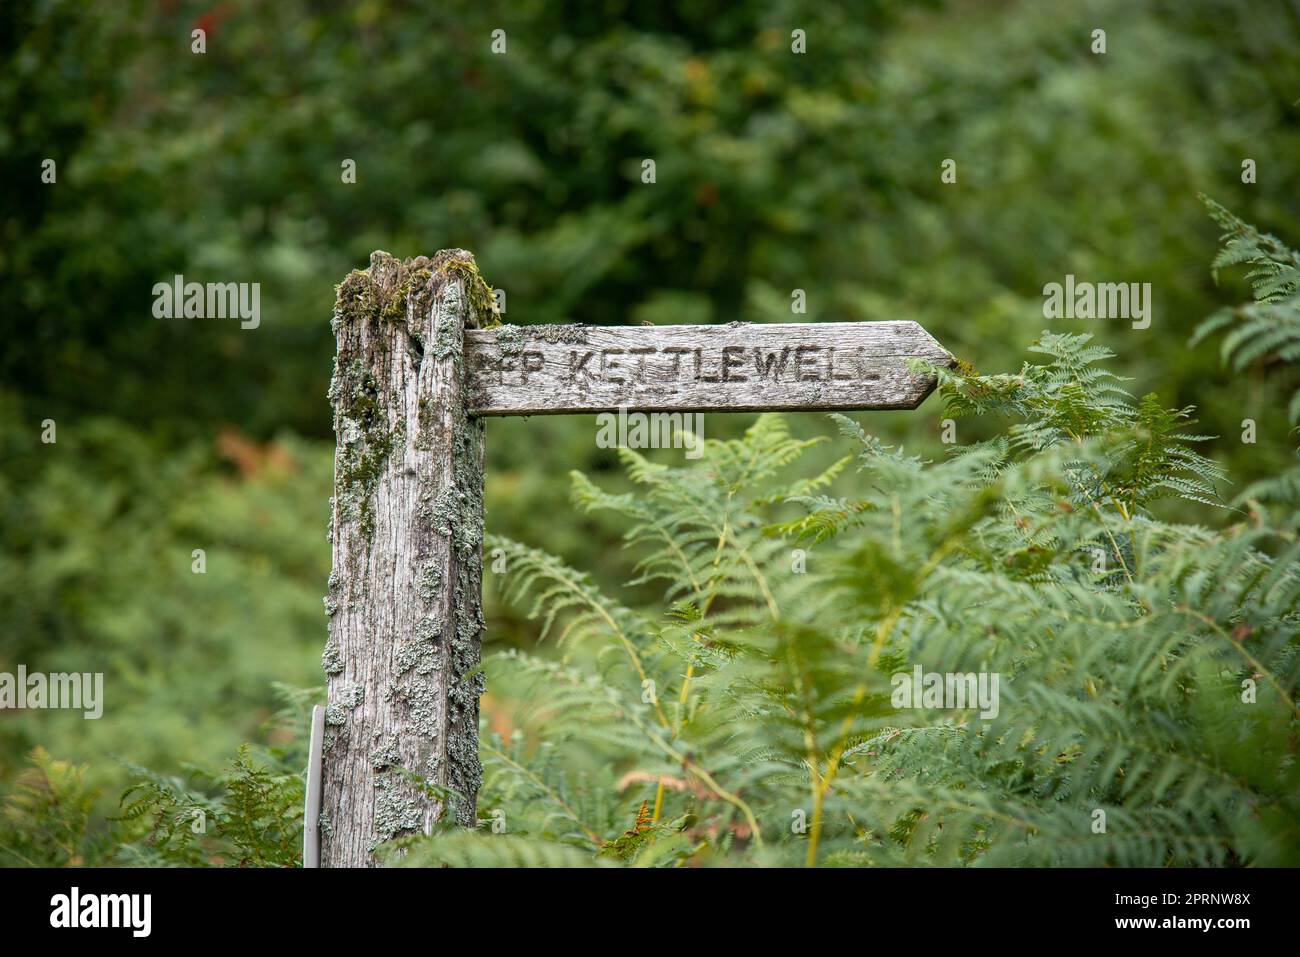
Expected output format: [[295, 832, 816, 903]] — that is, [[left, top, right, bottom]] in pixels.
[[1, 0, 1297, 865]]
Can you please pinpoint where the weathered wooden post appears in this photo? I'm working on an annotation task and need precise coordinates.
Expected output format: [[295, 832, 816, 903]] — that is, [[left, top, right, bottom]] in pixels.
[[319, 248, 953, 866], [321, 250, 488, 867]]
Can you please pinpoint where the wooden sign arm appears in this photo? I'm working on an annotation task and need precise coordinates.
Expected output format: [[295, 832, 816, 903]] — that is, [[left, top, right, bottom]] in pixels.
[[464, 322, 954, 416]]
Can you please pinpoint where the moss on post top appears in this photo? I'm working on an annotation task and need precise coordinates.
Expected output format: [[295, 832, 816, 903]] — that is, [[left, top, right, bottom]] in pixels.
[[331, 249, 497, 334], [430, 249, 498, 327]]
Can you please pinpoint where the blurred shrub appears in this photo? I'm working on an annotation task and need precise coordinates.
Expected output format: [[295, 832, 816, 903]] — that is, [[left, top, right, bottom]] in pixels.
[[0, 397, 330, 796]]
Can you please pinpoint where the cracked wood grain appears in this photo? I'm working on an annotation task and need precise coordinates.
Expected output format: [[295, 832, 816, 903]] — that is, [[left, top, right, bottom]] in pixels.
[[322, 250, 485, 867]]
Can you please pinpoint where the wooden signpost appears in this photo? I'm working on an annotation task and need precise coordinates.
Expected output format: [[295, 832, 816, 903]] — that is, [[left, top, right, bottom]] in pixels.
[[315, 249, 953, 867]]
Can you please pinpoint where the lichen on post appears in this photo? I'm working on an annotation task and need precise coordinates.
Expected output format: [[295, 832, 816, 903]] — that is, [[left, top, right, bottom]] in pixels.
[[321, 249, 487, 867]]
